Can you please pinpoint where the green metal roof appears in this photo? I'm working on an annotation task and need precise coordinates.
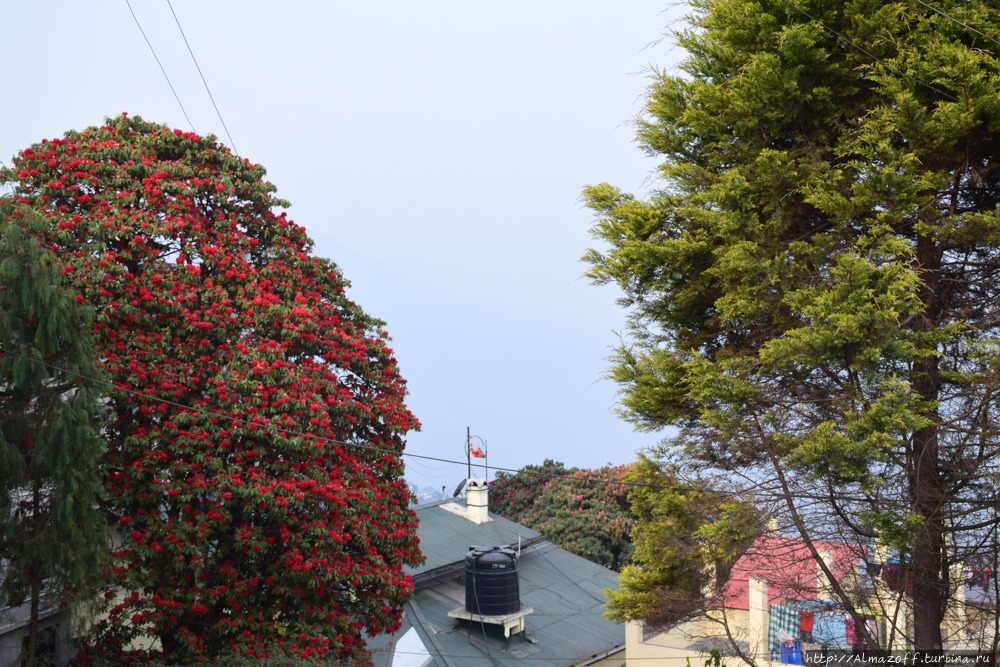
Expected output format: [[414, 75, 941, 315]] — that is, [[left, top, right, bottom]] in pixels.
[[405, 498, 543, 577], [371, 499, 624, 667], [404, 542, 623, 666]]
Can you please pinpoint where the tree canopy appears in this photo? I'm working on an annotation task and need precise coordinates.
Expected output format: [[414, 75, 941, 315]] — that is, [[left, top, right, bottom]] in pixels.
[[490, 460, 635, 571], [0, 208, 109, 667], [601, 454, 758, 630], [585, 0, 1000, 655], [0, 115, 421, 664]]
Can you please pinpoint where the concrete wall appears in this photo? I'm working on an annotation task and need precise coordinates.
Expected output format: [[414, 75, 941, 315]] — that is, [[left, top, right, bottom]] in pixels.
[[0, 605, 71, 667], [624, 578, 780, 667]]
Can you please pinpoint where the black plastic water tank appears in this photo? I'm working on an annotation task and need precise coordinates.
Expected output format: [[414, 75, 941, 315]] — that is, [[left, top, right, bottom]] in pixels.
[[465, 546, 520, 616]]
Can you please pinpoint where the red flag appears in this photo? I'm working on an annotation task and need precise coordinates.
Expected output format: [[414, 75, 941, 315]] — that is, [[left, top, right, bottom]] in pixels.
[[470, 447, 486, 459]]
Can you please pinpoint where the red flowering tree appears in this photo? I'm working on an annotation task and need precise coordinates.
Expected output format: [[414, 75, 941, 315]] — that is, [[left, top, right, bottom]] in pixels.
[[490, 460, 635, 571], [0, 115, 421, 664]]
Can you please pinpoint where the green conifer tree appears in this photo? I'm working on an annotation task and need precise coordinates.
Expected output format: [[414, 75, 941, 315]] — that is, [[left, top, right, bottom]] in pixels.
[[0, 206, 108, 667], [586, 0, 1000, 655]]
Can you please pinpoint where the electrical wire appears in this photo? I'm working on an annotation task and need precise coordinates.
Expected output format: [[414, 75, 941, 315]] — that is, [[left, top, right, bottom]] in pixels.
[[26, 5, 995, 510], [777, 0, 960, 102], [406, 469, 460, 481], [123, 0, 197, 133], [2, 344, 1000, 508], [911, 0, 1000, 48], [406, 456, 458, 472], [46, 4, 998, 662], [523, 542, 607, 606], [0, 343, 707, 495], [468, 566, 500, 666], [165, 0, 239, 157]]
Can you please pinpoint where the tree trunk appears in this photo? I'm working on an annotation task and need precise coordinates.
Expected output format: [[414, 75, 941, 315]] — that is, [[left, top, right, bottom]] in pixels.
[[910, 423, 944, 654], [909, 236, 945, 656], [25, 573, 38, 667], [25, 475, 44, 667]]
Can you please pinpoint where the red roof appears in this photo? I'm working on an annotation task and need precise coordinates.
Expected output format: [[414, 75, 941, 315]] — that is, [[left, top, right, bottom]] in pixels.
[[721, 536, 863, 609]]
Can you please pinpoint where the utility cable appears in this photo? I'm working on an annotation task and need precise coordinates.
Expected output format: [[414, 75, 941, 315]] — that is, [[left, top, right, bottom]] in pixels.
[[777, 0, 960, 102], [406, 456, 458, 472], [165, 0, 239, 157], [523, 542, 607, 606], [468, 567, 500, 667], [123, 0, 197, 133], [912, 0, 1000, 48], [0, 343, 709, 494], [2, 344, 1000, 507]]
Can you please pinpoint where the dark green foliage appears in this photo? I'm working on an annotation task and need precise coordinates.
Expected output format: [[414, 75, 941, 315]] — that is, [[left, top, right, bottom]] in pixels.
[[490, 460, 635, 571], [2, 116, 420, 664], [0, 206, 108, 667], [584, 0, 1000, 651], [601, 452, 758, 629]]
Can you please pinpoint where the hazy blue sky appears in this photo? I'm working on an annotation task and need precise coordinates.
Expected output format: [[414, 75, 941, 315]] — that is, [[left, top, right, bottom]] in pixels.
[[2, 2, 685, 491]]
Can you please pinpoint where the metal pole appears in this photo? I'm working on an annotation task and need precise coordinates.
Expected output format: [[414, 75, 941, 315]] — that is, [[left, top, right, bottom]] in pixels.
[[466, 426, 471, 481]]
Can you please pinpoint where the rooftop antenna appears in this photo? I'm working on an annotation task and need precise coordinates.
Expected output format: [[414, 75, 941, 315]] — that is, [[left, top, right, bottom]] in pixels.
[[466, 428, 489, 483]]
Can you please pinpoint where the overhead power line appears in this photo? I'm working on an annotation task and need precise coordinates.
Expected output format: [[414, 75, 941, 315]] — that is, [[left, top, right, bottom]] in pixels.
[[912, 0, 1000, 48], [123, 0, 197, 133], [166, 0, 240, 157], [777, 0, 960, 102], [0, 344, 685, 492], [1, 344, 999, 508]]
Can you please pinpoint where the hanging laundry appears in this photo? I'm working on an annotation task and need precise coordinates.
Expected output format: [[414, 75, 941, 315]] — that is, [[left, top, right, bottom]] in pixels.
[[853, 641, 876, 660], [881, 565, 914, 596], [846, 615, 879, 647], [769, 601, 815, 659], [967, 566, 990, 589], [781, 640, 804, 665], [800, 612, 815, 633], [813, 612, 848, 646]]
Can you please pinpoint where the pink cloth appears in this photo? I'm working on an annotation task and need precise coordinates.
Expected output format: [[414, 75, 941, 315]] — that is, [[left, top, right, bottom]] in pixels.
[[846, 616, 877, 645]]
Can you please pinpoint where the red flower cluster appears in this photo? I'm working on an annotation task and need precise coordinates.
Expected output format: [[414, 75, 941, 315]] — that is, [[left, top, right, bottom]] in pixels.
[[2, 115, 422, 664], [490, 460, 635, 571]]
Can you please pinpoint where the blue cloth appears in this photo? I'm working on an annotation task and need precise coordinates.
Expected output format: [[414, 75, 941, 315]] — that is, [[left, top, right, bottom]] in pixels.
[[769, 601, 813, 658], [813, 612, 848, 646], [781, 640, 804, 664]]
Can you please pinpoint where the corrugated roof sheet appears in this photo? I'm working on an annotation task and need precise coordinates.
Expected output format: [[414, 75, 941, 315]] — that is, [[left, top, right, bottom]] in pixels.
[[391, 627, 432, 667], [725, 536, 862, 609], [405, 499, 542, 576], [406, 541, 623, 667], [369, 495, 623, 667]]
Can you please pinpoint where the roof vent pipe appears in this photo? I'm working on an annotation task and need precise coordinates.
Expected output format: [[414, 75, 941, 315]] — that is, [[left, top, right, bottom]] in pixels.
[[466, 478, 488, 523]]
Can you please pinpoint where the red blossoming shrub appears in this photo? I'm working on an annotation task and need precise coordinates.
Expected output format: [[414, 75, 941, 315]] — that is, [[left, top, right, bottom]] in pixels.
[[0, 115, 422, 664], [490, 460, 635, 571]]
